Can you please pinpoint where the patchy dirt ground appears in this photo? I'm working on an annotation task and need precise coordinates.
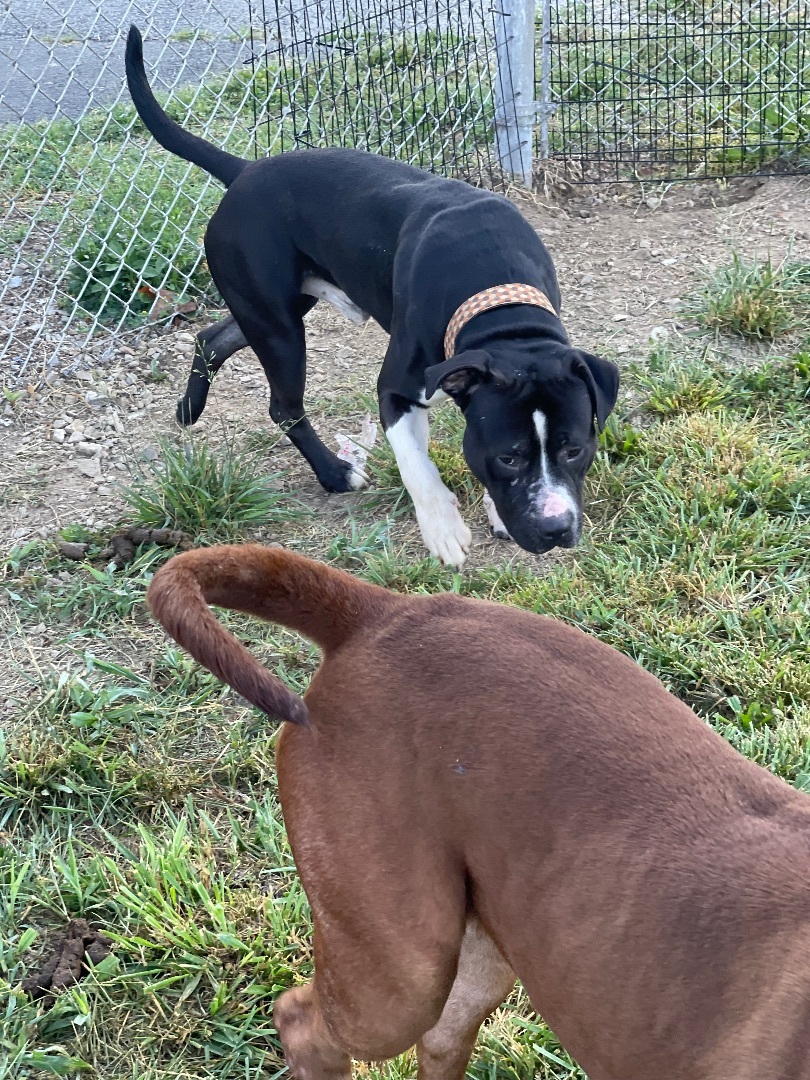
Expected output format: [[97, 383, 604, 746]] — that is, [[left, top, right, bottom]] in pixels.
[[2, 174, 808, 708]]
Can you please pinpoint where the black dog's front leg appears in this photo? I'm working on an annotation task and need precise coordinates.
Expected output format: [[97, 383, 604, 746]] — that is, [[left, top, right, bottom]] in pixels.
[[379, 389, 472, 567], [176, 315, 249, 426]]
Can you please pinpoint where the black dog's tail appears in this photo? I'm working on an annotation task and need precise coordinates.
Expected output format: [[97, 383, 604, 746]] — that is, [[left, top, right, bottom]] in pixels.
[[125, 25, 246, 188]]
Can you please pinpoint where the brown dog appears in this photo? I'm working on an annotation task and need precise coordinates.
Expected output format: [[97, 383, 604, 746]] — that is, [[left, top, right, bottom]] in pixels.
[[147, 544, 810, 1080]]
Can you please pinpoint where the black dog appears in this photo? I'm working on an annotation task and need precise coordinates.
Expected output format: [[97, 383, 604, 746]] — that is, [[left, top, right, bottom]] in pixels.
[[126, 26, 619, 566]]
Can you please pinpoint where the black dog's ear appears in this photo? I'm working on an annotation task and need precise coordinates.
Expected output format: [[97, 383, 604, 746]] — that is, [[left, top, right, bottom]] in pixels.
[[574, 352, 620, 432], [423, 350, 494, 401]]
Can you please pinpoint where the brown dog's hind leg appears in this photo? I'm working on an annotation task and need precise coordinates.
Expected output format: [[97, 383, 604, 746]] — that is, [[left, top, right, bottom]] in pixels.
[[272, 874, 469, 1077], [273, 726, 476, 1077], [272, 915, 512, 1080], [273, 983, 352, 1080], [416, 917, 515, 1080]]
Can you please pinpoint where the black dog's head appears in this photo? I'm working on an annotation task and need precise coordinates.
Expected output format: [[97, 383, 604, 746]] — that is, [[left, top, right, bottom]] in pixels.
[[424, 346, 619, 553]]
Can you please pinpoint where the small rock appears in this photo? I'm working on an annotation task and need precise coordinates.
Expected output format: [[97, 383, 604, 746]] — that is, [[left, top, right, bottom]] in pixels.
[[69, 419, 84, 433], [76, 458, 102, 479], [52, 428, 66, 444], [96, 485, 114, 497], [53, 418, 67, 430], [612, 313, 628, 322], [140, 445, 159, 461], [8, 275, 23, 288], [579, 273, 594, 285], [661, 257, 677, 267], [85, 391, 112, 409], [649, 326, 669, 343], [75, 442, 101, 457]]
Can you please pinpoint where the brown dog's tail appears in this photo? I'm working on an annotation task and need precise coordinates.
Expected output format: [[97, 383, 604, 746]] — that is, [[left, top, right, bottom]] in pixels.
[[146, 544, 390, 726]]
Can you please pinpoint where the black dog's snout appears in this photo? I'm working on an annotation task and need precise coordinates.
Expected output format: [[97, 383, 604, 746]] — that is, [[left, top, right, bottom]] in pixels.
[[537, 515, 575, 548]]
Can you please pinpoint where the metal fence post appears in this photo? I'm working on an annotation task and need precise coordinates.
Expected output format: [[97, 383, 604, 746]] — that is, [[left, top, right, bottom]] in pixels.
[[493, 0, 537, 187], [538, 0, 554, 160]]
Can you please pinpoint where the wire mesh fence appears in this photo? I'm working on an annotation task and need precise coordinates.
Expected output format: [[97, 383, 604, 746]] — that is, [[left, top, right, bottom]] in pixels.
[[1, 0, 808, 377], [250, 0, 501, 182], [545, 0, 810, 181]]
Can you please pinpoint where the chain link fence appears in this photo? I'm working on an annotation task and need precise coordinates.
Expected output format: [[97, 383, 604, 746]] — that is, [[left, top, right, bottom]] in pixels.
[[0, 0, 507, 379], [1, 0, 808, 378], [1, 1, 256, 379]]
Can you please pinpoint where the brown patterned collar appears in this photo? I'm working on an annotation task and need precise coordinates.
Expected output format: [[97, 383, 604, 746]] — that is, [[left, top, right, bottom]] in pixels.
[[443, 284, 558, 359]]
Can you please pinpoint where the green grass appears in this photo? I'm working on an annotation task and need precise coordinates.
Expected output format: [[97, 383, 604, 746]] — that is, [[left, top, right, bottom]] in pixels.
[[683, 253, 810, 339], [120, 431, 303, 541], [2, 343, 809, 1077]]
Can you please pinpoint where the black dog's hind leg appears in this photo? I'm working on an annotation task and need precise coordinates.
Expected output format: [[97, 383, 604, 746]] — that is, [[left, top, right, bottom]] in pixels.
[[176, 315, 249, 426], [225, 295, 366, 494]]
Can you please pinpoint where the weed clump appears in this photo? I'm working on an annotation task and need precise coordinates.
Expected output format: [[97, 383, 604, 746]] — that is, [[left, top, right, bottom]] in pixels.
[[684, 253, 810, 339], [121, 434, 301, 541]]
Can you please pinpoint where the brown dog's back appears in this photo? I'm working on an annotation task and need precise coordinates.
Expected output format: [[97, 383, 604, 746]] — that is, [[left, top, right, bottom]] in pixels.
[[147, 544, 810, 1078]]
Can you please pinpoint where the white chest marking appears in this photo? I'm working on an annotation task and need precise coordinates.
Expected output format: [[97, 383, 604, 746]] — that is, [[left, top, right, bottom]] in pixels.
[[419, 387, 450, 407]]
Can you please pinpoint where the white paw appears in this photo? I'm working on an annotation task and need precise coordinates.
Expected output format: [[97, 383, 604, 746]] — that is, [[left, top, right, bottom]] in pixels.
[[347, 467, 368, 490], [415, 494, 472, 567], [483, 491, 513, 542]]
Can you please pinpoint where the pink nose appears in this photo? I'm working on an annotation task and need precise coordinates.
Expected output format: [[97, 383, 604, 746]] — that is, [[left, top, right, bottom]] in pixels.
[[542, 492, 570, 517]]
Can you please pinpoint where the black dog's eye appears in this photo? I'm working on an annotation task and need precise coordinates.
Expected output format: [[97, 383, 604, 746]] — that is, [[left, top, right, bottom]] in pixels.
[[563, 446, 583, 462], [498, 453, 524, 469]]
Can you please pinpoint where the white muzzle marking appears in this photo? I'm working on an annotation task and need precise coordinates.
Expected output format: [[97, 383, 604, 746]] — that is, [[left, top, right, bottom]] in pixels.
[[531, 409, 578, 524]]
